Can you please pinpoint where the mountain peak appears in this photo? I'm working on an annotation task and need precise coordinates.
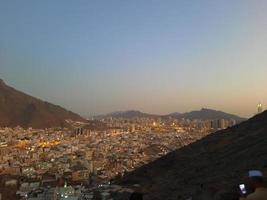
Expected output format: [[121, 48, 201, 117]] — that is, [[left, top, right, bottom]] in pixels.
[[100, 110, 160, 119], [0, 81, 85, 128], [201, 108, 212, 111], [0, 79, 5, 85], [98, 108, 245, 121], [171, 108, 245, 121]]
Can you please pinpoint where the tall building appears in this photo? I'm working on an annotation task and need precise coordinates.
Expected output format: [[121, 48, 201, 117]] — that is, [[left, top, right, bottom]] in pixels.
[[131, 124, 135, 132], [211, 120, 218, 130], [257, 103, 263, 114]]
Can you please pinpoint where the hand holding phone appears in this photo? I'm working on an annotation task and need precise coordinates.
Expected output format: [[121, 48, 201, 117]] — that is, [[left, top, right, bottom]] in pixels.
[[239, 184, 247, 195]]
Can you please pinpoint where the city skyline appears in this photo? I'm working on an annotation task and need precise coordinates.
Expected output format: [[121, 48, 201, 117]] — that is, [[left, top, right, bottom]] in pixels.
[[1, 0, 267, 117]]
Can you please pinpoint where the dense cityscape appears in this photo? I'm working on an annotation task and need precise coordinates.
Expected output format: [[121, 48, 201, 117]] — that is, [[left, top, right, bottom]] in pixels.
[[1, 1, 267, 199], [0, 116, 239, 200]]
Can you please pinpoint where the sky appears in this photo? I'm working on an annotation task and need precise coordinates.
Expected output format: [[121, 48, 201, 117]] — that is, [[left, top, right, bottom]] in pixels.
[[0, 0, 267, 117]]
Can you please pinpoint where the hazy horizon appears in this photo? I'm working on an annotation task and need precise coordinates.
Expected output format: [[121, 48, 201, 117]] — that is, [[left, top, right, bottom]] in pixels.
[[1, 0, 267, 118], [0, 78, 257, 119]]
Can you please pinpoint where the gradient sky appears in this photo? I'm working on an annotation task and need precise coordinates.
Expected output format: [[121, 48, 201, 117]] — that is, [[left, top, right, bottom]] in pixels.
[[1, 0, 267, 117]]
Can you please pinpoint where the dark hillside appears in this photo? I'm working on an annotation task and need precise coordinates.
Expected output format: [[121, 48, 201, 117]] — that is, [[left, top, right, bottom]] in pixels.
[[0, 79, 85, 128], [119, 111, 267, 200]]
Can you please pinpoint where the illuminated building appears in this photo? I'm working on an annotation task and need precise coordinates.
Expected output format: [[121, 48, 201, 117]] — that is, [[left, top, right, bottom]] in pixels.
[[258, 103, 263, 114], [57, 182, 75, 199]]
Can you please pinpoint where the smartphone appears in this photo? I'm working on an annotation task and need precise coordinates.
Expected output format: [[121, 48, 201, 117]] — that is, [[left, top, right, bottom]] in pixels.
[[239, 184, 247, 194]]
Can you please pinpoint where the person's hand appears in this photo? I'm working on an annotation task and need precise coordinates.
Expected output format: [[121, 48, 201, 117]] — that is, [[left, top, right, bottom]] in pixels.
[[239, 191, 247, 199]]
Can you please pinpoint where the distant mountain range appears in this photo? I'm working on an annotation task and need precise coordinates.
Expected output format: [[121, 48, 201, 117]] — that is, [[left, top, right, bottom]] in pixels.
[[118, 110, 267, 200], [0, 79, 86, 128], [97, 110, 161, 119], [167, 108, 246, 121], [0, 79, 246, 128], [97, 108, 246, 122]]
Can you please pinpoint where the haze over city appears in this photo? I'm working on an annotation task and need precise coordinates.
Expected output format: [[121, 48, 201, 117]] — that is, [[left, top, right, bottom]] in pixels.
[[1, 0, 267, 117]]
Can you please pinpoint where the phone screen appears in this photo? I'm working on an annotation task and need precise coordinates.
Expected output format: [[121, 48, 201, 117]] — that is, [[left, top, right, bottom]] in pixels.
[[239, 184, 247, 194]]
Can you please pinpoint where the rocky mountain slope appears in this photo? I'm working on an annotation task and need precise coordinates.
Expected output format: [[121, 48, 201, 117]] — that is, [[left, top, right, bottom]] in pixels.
[[0, 79, 85, 128], [118, 110, 267, 200]]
